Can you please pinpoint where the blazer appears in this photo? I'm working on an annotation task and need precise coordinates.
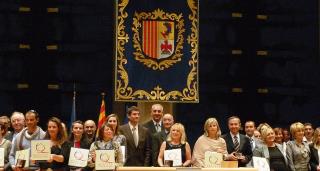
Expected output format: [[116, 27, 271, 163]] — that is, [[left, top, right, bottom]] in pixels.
[[119, 123, 151, 166], [143, 120, 164, 134], [222, 133, 253, 167], [151, 130, 168, 166], [309, 143, 319, 171], [253, 143, 288, 167]]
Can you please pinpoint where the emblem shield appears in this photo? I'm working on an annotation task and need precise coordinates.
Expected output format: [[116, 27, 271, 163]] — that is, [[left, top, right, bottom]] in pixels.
[[142, 20, 175, 59]]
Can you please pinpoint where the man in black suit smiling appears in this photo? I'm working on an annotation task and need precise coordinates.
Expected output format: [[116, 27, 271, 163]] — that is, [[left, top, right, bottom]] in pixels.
[[222, 116, 252, 167], [119, 106, 151, 166]]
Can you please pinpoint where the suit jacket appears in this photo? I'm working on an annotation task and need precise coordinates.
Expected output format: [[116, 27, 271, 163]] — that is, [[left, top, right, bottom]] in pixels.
[[143, 120, 164, 134], [119, 123, 151, 166], [222, 133, 253, 167], [309, 143, 319, 171], [151, 130, 168, 166], [253, 143, 288, 167]]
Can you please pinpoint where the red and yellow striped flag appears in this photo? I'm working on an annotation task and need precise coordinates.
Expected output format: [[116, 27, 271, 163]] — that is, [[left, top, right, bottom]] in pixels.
[[96, 98, 106, 137]]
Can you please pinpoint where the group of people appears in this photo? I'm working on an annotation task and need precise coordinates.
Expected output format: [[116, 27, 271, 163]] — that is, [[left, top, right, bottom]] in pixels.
[[0, 104, 319, 171]]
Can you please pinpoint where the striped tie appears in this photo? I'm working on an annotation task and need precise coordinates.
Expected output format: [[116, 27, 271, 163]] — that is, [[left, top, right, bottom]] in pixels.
[[234, 135, 240, 152]]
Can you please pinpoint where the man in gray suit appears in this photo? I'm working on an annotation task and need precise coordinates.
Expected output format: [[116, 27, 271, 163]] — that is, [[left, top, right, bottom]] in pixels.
[[143, 104, 164, 134], [119, 106, 151, 166], [151, 113, 174, 166]]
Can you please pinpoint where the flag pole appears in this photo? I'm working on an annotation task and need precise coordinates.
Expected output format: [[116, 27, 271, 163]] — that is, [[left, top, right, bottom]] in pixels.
[[96, 92, 107, 138]]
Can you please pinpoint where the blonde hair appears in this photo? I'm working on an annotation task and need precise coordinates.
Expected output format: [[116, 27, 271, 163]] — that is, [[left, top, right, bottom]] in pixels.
[[290, 122, 304, 139], [312, 127, 320, 148], [167, 123, 187, 144], [260, 127, 274, 143], [204, 118, 221, 137], [257, 123, 271, 133]]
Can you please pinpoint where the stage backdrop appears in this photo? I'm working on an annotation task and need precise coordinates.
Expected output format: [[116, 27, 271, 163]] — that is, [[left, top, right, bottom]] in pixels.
[[115, 0, 199, 102]]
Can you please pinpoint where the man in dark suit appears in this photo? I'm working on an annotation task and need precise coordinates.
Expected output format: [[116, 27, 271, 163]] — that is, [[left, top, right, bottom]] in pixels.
[[119, 106, 151, 166], [143, 104, 164, 134], [222, 116, 252, 167], [151, 113, 174, 166]]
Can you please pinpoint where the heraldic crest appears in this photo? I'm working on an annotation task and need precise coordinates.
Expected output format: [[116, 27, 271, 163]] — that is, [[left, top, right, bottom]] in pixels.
[[115, 0, 199, 102], [132, 9, 185, 70]]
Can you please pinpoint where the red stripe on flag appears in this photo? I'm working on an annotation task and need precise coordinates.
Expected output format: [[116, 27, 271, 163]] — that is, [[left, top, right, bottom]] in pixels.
[[155, 21, 158, 58], [147, 21, 151, 57], [143, 21, 147, 54], [96, 99, 106, 137], [151, 21, 154, 58]]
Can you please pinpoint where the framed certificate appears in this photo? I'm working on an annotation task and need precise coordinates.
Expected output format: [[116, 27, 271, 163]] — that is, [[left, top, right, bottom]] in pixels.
[[95, 150, 115, 170], [68, 147, 89, 167], [31, 140, 51, 160], [204, 151, 223, 168], [164, 148, 182, 167], [15, 148, 30, 168]]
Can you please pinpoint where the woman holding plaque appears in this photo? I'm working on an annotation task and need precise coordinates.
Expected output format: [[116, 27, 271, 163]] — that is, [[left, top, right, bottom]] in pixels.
[[286, 122, 310, 171], [158, 123, 191, 167], [0, 122, 12, 171], [192, 118, 227, 167], [68, 120, 90, 149], [88, 123, 123, 169], [68, 120, 91, 171], [309, 127, 320, 171], [106, 114, 126, 146], [39, 117, 71, 171], [253, 127, 289, 171]]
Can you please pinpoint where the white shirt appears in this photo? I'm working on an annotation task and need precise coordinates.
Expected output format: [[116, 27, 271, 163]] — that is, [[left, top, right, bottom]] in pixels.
[[129, 122, 139, 135], [230, 132, 240, 145]]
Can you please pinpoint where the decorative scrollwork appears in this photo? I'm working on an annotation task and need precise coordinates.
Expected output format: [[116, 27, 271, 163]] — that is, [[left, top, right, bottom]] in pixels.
[[115, 0, 199, 102]]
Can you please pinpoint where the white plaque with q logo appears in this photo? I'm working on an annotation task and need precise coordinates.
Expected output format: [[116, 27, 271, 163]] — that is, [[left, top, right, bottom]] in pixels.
[[95, 150, 115, 170], [164, 149, 182, 167], [0, 148, 4, 167], [31, 140, 51, 160], [68, 147, 89, 167], [204, 151, 223, 168]]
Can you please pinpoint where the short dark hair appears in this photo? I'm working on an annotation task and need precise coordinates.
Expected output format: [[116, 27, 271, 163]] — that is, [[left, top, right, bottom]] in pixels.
[[228, 116, 241, 124], [127, 106, 140, 116], [304, 123, 313, 128], [98, 123, 114, 141], [25, 110, 39, 119]]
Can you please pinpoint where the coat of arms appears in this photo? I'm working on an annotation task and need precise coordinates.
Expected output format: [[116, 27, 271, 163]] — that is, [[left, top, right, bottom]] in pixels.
[[132, 9, 185, 70]]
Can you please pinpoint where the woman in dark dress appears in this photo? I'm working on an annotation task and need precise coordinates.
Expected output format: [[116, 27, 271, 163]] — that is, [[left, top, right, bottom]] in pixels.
[[309, 127, 320, 171], [253, 127, 289, 171], [157, 123, 191, 167], [68, 120, 91, 171], [39, 117, 71, 171]]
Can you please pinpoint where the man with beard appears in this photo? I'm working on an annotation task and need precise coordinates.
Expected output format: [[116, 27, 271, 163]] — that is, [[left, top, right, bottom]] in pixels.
[[84, 120, 97, 143]]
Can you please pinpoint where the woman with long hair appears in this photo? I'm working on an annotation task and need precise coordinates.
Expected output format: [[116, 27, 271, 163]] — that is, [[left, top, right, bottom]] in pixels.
[[309, 127, 320, 171], [106, 114, 126, 146], [39, 117, 71, 171]]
